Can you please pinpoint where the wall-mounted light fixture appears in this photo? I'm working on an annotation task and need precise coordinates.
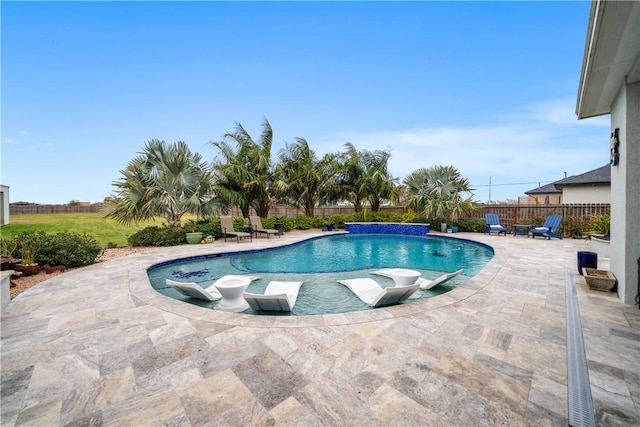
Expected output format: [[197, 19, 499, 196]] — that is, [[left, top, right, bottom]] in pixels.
[[610, 128, 620, 166]]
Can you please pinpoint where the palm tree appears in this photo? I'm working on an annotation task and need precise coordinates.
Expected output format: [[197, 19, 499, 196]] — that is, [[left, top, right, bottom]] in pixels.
[[404, 165, 475, 220], [359, 147, 398, 212], [211, 119, 274, 218], [338, 143, 398, 212], [106, 139, 223, 227], [337, 143, 367, 212], [273, 138, 340, 216]]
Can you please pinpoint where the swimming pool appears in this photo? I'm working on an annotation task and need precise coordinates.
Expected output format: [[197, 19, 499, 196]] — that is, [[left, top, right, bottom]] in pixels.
[[147, 233, 494, 315]]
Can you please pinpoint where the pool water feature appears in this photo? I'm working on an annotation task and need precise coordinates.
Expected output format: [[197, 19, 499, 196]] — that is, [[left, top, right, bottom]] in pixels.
[[147, 234, 494, 316]]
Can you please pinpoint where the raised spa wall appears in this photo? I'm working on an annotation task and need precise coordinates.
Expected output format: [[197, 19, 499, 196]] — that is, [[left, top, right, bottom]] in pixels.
[[345, 222, 431, 235]]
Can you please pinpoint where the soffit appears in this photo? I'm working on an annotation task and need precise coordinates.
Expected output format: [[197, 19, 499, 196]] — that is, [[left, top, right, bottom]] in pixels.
[[576, 0, 640, 119]]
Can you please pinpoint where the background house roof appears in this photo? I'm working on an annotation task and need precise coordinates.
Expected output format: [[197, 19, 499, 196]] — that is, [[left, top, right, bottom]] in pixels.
[[525, 164, 611, 195], [553, 164, 611, 189], [525, 182, 562, 196]]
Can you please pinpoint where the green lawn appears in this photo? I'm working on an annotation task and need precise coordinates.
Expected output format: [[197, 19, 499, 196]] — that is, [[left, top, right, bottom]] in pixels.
[[0, 213, 189, 247]]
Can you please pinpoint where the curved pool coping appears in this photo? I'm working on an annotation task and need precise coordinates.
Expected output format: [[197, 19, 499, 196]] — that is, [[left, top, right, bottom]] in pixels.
[[128, 230, 506, 328]]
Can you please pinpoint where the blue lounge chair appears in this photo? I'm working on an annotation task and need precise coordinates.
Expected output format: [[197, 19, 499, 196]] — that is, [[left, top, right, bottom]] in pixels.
[[485, 213, 507, 235], [531, 214, 563, 240]]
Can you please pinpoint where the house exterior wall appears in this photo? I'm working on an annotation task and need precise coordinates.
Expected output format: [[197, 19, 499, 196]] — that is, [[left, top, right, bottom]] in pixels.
[[0, 185, 9, 225], [610, 81, 640, 305], [561, 185, 610, 204], [522, 194, 562, 205]]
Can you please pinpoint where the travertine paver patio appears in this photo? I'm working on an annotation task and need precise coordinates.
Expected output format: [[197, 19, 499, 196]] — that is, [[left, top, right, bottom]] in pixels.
[[1, 230, 638, 426]]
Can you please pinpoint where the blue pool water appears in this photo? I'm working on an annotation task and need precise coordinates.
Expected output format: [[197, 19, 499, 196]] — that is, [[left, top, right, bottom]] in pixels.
[[147, 234, 494, 315]]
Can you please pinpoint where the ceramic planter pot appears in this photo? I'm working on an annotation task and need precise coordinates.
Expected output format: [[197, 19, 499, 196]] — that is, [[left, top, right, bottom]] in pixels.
[[583, 268, 616, 292], [14, 264, 41, 276], [1, 258, 21, 271], [185, 232, 204, 244]]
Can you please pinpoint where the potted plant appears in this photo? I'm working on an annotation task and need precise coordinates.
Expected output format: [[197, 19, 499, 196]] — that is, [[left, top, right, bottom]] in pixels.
[[1, 238, 19, 271], [184, 220, 204, 244], [14, 241, 40, 276]]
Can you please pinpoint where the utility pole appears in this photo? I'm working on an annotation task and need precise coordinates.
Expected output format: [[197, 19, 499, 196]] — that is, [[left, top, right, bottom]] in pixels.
[[488, 176, 492, 204]]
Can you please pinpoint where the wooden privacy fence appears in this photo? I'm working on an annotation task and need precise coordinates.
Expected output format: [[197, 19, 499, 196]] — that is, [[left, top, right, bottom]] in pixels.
[[11, 202, 609, 228], [473, 204, 610, 228], [233, 203, 610, 224], [256, 205, 407, 219], [10, 204, 105, 215]]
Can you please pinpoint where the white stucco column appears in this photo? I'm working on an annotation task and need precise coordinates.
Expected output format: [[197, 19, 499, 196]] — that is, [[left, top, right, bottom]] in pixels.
[[610, 81, 640, 305], [0, 185, 9, 225], [1, 271, 13, 310]]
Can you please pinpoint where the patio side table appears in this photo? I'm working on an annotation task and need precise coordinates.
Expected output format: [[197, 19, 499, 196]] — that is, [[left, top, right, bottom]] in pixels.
[[513, 224, 531, 237]]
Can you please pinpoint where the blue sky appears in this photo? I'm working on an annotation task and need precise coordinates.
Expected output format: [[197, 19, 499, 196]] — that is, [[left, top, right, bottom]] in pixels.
[[1, 1, 609, 205]]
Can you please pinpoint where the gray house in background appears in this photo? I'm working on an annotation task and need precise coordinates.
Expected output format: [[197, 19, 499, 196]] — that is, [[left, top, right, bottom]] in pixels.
[[523, 182, 562, 205], [553, 164, 611, 204], [523, 164, 610, 205]]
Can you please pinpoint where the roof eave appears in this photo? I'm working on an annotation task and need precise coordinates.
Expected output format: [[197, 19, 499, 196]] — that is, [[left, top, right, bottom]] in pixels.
[[576, 1, 640, 119]]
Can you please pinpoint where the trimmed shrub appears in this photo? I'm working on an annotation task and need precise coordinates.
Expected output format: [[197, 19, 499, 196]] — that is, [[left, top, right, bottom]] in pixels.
[[128, 226, 186, 247], [294, 215, 313, 230], [231, 216, 248, 232], [311, 217, 327, 229], [401, 210, 428, 224], [186, 218, 222, 239], [587, 213, 610, 236], [529, 216, 546, 228], [9, 230, 102, 268], [275, 217, 295, 232], [367, 211, 404, 223], [454, 218, 486, 233], [260, 217, 276, 230], [38, 231, 102, 268], [343, 212, 365, 223], [563, 215, 588, 238], [327, 214, 346, 229]]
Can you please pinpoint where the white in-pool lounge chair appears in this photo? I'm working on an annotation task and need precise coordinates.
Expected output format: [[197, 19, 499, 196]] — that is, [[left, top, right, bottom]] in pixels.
[[166, 279, 222, 301], [371, 268, 463, 290], [371, 268, 422, 286], [415, 269, 463, 290], [243, 281, 303, 312], [337, 278, 419, 308]]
